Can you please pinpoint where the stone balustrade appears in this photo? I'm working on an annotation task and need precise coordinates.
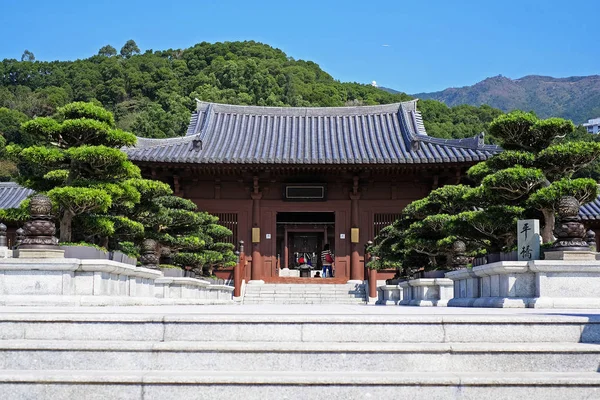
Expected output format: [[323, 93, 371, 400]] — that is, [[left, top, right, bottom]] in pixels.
[[0, 257, 233, 306], [398, 278, 454, 307], [446, 259, 600, 308], [377, 284, 403, 305]]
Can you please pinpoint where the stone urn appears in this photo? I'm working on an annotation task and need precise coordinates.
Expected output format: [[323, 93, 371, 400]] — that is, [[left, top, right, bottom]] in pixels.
[[451, 240, 470, 270], [20, 194, 59, 249], [139, 239, 159, 269], [550, 196, 589, 251]]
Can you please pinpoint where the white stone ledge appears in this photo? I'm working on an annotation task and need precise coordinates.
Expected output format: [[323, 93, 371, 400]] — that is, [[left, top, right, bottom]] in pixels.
[[79, 259, 162, 279], [528, 260, 600, 273], [407, 278, 453, 287], [155, 277, 210, 287], [0, 258, 80, 271], [447, 258, 600, 308], [206, 284, 234, 292], [472, 261, 528, 277]]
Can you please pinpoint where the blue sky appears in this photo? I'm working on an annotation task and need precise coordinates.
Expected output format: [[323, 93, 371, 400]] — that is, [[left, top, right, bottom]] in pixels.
[[0, 0, 597, 93]]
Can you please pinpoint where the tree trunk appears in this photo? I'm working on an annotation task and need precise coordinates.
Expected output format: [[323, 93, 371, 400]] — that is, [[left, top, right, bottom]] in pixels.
[[59, 209, 74, 242], [541, 208, 555, 244]]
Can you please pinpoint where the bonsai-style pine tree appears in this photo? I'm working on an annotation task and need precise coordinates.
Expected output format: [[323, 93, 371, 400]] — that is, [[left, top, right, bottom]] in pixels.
[[123, 180, 236, 276], [373, 111, 600, 273], [7, 102, 142, 243]]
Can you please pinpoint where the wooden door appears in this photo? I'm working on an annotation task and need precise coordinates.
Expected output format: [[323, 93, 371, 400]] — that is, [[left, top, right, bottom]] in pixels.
[[289, 233, 321, 268]]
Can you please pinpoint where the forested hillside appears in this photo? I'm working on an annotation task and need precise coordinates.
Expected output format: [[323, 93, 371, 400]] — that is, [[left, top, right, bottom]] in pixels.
[[0, 40, 502, 144]]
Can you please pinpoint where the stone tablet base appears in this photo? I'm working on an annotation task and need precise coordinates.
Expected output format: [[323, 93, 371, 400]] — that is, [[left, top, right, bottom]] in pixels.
[[0, 258, 233, 306], [446, 259, 600, 308], [398, 278, 453, 307]]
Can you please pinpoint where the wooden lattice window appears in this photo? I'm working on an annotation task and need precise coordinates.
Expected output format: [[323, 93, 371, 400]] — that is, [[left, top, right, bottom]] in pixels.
[[214, 213, 238, 245], [373, 213, 401, 240]]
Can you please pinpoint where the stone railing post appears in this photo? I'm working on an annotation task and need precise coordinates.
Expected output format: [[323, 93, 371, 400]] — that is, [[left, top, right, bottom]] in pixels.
[[234, 240, 245, 297], [14, 228, 25, 249], [0, 223, 6, 247]]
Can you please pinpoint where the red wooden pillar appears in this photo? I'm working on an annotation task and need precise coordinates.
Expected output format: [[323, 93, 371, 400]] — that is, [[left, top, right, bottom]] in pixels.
[[251, 188, 262, 281], [234, 241, 244, 297], [350, 191, 362, 281]]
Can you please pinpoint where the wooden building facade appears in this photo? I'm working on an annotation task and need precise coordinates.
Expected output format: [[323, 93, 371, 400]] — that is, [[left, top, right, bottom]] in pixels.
[[125, 100, 500, 282]]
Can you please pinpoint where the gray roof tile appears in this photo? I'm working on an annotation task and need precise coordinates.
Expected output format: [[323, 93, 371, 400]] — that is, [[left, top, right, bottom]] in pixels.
[[580, 197, 600, 221], [0, 182, 34, 209], [125, 100, 500, 165]]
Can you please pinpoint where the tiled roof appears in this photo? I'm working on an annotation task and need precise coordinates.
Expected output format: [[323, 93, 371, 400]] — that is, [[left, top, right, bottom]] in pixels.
[[125, 100, 501, 165], [580, 197, 600, 221], [0, 182, 34, 209]]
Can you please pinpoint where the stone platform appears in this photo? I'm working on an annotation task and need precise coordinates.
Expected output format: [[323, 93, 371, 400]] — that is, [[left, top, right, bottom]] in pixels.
[[0, 305, 599, 399]]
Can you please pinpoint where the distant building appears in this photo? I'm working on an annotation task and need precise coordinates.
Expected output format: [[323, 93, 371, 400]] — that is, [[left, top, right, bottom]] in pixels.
[[583, 118, 600, 134]]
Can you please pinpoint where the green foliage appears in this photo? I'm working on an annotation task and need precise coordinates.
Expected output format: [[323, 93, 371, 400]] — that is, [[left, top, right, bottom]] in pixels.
[[21, 50, 35, 62], [418, 100, 502, 140], [118, 241, 140, 258], [528, 178, 598, 212], [480, 166, 546, 203], [486, 151, 536, 171], [48, 187, 112, 214], [57, 102, 116, 127], [450, 206, 525, 252], [467, 162, 492, 184], [0, 200, 29, 223], [0, 107, 29, 144], [489, 111, 575, 152], [536, 142, 600, 180], [98, 45, 117, 57], [120, 40, 140, 58], [59, 242, 107, 251]]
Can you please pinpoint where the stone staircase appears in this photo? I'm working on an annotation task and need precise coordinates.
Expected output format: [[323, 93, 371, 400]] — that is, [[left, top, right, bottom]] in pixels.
[[243, 282, 366, 304], [0, 306, 599, 399]]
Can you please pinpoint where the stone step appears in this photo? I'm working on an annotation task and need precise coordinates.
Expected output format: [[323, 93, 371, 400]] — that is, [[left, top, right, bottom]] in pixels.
[[1, 311, 598, 343], [2, 340, 599, 373], [1, 370, 599, 400]]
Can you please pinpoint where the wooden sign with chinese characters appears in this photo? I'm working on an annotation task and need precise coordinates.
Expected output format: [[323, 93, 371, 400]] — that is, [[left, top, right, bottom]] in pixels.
[[517, 219, 541, 261]]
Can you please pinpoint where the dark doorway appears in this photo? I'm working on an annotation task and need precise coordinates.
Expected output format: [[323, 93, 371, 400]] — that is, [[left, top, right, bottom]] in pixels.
[[275, 212, 335, 270]]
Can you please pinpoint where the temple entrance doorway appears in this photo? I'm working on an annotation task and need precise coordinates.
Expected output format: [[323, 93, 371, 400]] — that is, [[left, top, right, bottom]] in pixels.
[[276, 212, 335, 277]]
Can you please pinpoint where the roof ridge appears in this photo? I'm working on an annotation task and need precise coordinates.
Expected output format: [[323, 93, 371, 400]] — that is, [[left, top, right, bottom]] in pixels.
[[196, 99, 411, 114]]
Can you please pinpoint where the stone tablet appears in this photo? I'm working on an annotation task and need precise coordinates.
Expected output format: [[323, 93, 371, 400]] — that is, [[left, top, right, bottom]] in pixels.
[[517, 219, 541, 261]]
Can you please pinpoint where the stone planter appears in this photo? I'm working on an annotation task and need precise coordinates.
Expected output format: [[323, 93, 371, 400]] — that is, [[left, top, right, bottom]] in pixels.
[[60, 245, 109, 260], [160, 267, 184, 278], [110, 251, 137, 266], [414, 270, 448, 279]]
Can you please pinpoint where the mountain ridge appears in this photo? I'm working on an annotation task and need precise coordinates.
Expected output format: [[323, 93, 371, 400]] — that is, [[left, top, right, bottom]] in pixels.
[[411, 74, 600, 124]]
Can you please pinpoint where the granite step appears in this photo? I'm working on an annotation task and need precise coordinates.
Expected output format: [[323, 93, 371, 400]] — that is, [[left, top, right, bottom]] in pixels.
[[1, 370, 599, 400], [1, 340, 599, 373], [1, 312, 598, 343], [244, 283, 367, 304]]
